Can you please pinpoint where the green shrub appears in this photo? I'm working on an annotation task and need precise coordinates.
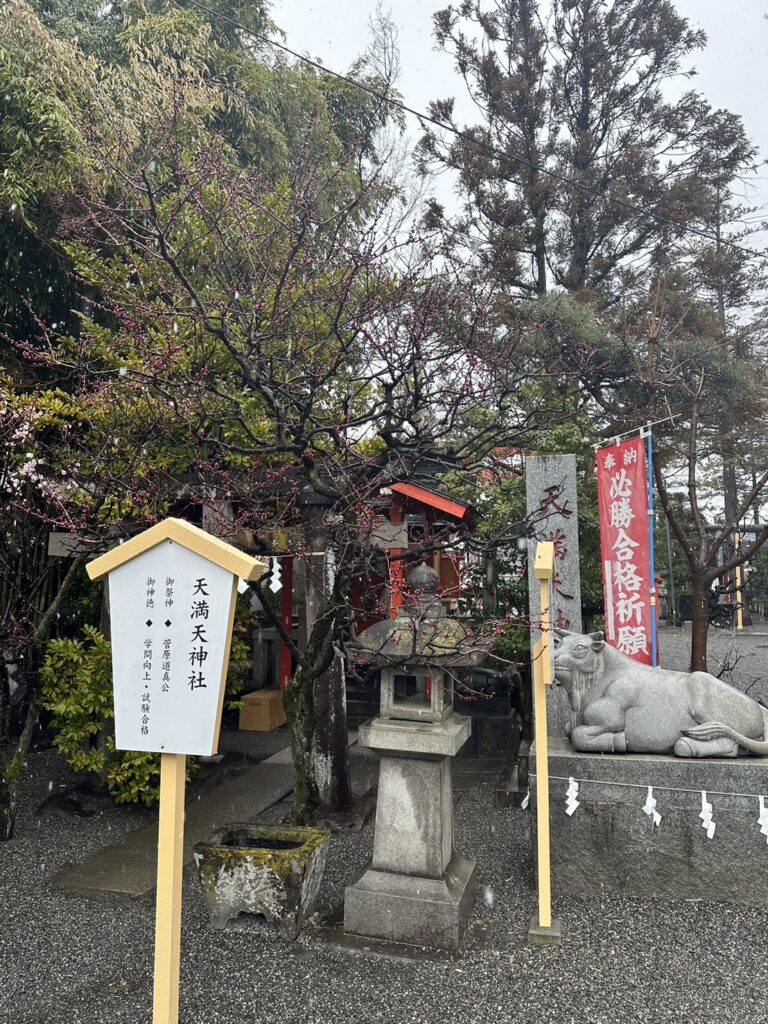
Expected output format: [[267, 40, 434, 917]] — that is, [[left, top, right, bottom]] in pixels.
[[42, 594, 255, 804], [41, 625, 162, 804]]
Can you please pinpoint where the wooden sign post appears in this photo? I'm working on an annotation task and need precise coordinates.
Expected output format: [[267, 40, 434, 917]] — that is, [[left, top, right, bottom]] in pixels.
[[86, 519, 264, 1024], [527, 541, 562, 945]]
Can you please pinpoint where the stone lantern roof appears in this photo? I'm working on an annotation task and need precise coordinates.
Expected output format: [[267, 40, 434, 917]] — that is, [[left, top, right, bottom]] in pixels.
[[349, 563, 489, 668]]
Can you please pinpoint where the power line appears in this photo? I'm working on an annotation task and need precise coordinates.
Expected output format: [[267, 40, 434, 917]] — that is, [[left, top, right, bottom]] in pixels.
[[187, 0, 768, 269]]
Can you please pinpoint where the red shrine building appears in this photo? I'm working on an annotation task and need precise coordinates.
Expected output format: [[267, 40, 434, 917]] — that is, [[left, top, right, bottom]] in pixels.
[[256, 480, 476, 692]]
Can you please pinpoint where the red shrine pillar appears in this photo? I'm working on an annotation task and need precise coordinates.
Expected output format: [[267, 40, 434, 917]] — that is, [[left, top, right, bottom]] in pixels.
[[389, 495, 405, 618]]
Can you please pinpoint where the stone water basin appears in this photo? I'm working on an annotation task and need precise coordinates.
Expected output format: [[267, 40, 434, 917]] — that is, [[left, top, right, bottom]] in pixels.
[[193, 823, 331, 938]]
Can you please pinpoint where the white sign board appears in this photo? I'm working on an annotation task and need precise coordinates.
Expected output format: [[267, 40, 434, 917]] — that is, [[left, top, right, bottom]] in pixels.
[[108, 539, 235, 756]]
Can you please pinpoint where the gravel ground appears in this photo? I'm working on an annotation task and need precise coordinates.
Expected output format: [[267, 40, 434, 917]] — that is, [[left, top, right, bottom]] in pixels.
[[2, 628, 768, 1024]]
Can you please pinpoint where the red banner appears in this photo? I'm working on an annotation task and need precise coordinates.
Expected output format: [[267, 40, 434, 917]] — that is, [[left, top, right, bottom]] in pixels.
[[596, 436, 653, 664]]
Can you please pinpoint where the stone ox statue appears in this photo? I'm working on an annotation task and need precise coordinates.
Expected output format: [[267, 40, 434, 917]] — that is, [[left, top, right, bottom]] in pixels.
[[553, 629, 768, 758]]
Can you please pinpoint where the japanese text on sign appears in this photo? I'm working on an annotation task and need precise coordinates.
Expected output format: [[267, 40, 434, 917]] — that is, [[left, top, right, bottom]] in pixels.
[[525, 454, 583, 639], [108, 543, 234, 755], [535, 481, 575, 625], [596, 437, 653, 663]]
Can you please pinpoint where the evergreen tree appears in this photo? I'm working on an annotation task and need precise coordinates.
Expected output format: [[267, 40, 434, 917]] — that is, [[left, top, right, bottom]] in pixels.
[[420, 0, 723, 302]]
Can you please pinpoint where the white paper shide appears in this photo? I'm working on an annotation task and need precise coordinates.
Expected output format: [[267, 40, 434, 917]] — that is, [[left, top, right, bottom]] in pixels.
[[109, 540, 234, 755]]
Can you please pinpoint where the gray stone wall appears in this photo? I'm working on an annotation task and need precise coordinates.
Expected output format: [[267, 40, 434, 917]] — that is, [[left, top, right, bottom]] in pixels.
[[531, 738, 768, 905]]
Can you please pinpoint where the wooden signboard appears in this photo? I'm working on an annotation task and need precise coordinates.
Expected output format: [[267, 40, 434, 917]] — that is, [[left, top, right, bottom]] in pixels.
[[86, 518, 264, 1024], [107, 544, 235, 755]]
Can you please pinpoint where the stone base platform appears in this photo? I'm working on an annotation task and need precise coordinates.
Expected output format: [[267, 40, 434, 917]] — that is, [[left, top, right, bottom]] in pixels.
[[343, 854, 477, 950], [527, 915, 563, 946], [531, 739, 768, 905]]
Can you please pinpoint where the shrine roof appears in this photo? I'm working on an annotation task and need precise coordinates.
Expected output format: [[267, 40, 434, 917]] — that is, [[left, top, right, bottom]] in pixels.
[[85, 518, 265, 583], [389, 481, 475, 523]]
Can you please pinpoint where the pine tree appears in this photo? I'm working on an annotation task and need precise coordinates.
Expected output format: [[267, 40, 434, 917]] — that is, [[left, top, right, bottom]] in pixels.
[[420, 0, 720, 302]]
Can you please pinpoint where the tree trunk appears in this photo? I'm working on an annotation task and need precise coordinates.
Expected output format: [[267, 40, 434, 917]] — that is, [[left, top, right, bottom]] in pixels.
[[0, 659, 34, 840], [282, 662, 320, 824], [0, 698, 41, 841], [689, 574, 710, 673], [282, 550, 353, 821], [483, 551, 497, 615], [516, 665, 533, 793], [722, 457, 739, 568], [313, 653, 352, 814], [534, 214, 547, 296], [0, 779, 15, 841], [0, 556, 83, 840], [302, 514, 352, 816]]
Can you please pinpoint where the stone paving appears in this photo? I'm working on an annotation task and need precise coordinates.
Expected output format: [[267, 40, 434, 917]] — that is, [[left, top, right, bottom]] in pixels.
[[52, 761, 293, 896]]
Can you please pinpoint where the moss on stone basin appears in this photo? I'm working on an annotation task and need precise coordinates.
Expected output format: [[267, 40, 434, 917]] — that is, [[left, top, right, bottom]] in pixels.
[[194, 823, 331, 937]]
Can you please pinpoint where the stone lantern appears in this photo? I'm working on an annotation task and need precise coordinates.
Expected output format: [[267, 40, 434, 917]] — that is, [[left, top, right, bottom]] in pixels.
[[344, 563, 488, 950]]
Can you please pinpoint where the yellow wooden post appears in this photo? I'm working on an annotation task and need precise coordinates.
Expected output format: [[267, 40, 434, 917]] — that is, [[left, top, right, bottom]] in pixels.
[[151, 579, 237, 1024], [734, 532, 744, 632], [527, 541, 562, 944], [153, 753, 187, 1024]]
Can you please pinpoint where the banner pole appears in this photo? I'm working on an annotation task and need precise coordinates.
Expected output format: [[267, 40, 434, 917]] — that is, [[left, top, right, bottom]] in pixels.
[[593, 414, 680, 449], [645, 427, 658, 666]]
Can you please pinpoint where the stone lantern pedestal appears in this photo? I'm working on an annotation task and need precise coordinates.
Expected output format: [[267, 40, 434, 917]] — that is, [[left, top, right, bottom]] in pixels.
[[343, 563, 486, 950], [344, 716, 476, 949]]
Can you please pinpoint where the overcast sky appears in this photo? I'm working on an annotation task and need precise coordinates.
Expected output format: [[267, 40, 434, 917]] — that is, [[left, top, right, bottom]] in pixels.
[[274, 0, 768, 233]]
